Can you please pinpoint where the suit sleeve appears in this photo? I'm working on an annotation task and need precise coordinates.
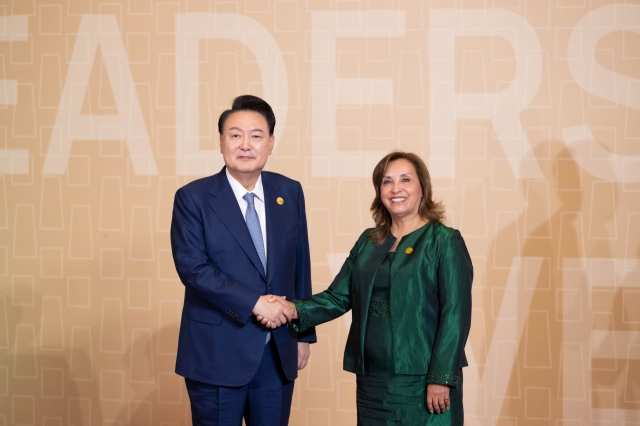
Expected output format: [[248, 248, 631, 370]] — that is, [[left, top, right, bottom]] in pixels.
[[292, 235, 363, 333], [170, 187, 262, 324], [427, 230, 473, 387], [294, 183, 317, 343]]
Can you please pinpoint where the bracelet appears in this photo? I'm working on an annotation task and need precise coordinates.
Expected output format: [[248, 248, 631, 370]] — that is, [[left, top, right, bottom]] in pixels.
[[289, 301, 298, 317]]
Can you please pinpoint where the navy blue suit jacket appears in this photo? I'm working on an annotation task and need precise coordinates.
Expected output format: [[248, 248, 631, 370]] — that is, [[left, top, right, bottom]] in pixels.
[[171, 167, 316, 386]]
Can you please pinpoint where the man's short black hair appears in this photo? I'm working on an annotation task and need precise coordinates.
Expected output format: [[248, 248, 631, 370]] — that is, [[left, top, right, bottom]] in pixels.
[[218, 95, 276, 136]]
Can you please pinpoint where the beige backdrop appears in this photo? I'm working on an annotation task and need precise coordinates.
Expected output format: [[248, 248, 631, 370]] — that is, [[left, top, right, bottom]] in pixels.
[[1, 0, 640, 425]]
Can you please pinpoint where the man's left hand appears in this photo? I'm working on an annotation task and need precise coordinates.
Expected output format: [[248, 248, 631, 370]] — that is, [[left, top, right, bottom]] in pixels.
[[298, 342, 310, 370]]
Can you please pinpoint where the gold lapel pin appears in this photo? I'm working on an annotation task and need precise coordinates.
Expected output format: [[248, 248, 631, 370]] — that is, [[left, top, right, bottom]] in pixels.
[[405, 247, 413, 254], [277, 197, 284, 205]]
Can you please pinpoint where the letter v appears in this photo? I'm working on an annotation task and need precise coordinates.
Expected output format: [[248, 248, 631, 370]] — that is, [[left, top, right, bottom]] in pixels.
[[464, 257, 541, 421]]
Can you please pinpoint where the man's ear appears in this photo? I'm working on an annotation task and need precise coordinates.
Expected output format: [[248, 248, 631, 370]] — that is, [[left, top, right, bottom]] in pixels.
[[268, 134, 275, 154]]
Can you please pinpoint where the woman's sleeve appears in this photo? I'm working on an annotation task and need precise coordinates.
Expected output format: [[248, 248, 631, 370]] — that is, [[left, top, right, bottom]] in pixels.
[[426, 230, 473, 388], [291, 236, 364, 333]]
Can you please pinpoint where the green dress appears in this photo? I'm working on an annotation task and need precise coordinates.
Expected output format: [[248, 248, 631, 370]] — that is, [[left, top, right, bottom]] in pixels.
[[356, 252, 463, 425], [292, 223, 472, 426]]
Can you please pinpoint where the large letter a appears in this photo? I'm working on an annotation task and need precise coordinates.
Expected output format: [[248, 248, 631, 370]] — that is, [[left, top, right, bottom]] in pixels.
[[43, 15, 157, 176]]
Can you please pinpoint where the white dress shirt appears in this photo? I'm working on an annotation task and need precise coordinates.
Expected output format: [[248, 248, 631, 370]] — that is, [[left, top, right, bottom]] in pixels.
[[225, 168, 268, 262], [226, 169, 271, 343]]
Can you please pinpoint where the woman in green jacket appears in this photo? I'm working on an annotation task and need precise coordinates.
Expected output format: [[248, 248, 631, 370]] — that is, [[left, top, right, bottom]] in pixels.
[[269, 151, 473, 425]]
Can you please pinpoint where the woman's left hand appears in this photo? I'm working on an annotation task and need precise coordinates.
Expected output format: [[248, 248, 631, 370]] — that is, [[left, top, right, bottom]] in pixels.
[[426, 383, 450, 414]]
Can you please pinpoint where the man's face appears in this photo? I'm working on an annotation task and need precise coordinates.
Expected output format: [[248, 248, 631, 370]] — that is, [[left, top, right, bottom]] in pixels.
[[220, 110, 274, 182]]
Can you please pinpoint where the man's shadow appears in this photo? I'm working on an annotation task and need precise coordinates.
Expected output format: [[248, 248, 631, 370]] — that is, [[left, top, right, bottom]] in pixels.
[[0, 287, 88, 425], [113, 323, 189, 425]]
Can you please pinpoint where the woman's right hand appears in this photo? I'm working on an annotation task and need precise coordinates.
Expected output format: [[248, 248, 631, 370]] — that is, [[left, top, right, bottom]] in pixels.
[[289, 301, 298, 319], [266, 295, 298, 320]]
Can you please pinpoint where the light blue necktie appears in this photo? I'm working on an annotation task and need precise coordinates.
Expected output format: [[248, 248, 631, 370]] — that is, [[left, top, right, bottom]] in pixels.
[[243, 193, 266, 274], [244, 193, 270, 343]]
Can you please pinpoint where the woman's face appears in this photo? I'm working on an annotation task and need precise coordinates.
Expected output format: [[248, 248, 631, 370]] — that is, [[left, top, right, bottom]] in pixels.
[[380, 159, 423, 222]]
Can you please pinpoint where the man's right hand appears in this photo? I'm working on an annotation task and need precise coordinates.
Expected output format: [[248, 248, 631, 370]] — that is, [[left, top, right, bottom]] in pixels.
[[252, 295, 293, 328]]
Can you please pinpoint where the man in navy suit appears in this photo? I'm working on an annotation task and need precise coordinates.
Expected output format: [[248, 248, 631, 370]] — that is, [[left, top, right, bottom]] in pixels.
[[171, 95, 316, 426]]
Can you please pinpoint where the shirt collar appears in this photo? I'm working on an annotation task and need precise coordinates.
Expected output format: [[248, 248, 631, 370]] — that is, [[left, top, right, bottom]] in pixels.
[[225, 168, 264, 203]]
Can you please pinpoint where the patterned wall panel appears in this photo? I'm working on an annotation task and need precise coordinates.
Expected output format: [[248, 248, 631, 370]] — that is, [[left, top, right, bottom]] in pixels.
[[0, 0, 639, 425]]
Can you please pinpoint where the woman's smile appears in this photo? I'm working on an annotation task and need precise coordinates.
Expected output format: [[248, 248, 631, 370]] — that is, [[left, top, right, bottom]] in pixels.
[[380, 158, 423, 220]]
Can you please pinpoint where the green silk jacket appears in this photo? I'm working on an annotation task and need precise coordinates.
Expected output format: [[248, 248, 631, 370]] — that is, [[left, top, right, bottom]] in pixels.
[[294, 222, 473, 387]]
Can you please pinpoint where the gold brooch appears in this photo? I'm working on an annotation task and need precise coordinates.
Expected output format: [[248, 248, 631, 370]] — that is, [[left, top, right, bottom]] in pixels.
[[277, 197, 284, 205], [405, 247, 413, 254]]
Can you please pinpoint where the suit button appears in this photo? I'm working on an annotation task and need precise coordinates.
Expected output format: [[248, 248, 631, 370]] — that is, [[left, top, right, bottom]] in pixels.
[[267, 286, 271, 292]]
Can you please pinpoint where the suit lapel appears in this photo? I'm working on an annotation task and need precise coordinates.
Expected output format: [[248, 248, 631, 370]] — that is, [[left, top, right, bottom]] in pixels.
[[208, 169, 266, 280], [263, 174, 284, 285]]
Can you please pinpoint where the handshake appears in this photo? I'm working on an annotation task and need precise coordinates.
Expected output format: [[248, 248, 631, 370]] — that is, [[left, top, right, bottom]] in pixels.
[[252, 294, 299, 329]]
